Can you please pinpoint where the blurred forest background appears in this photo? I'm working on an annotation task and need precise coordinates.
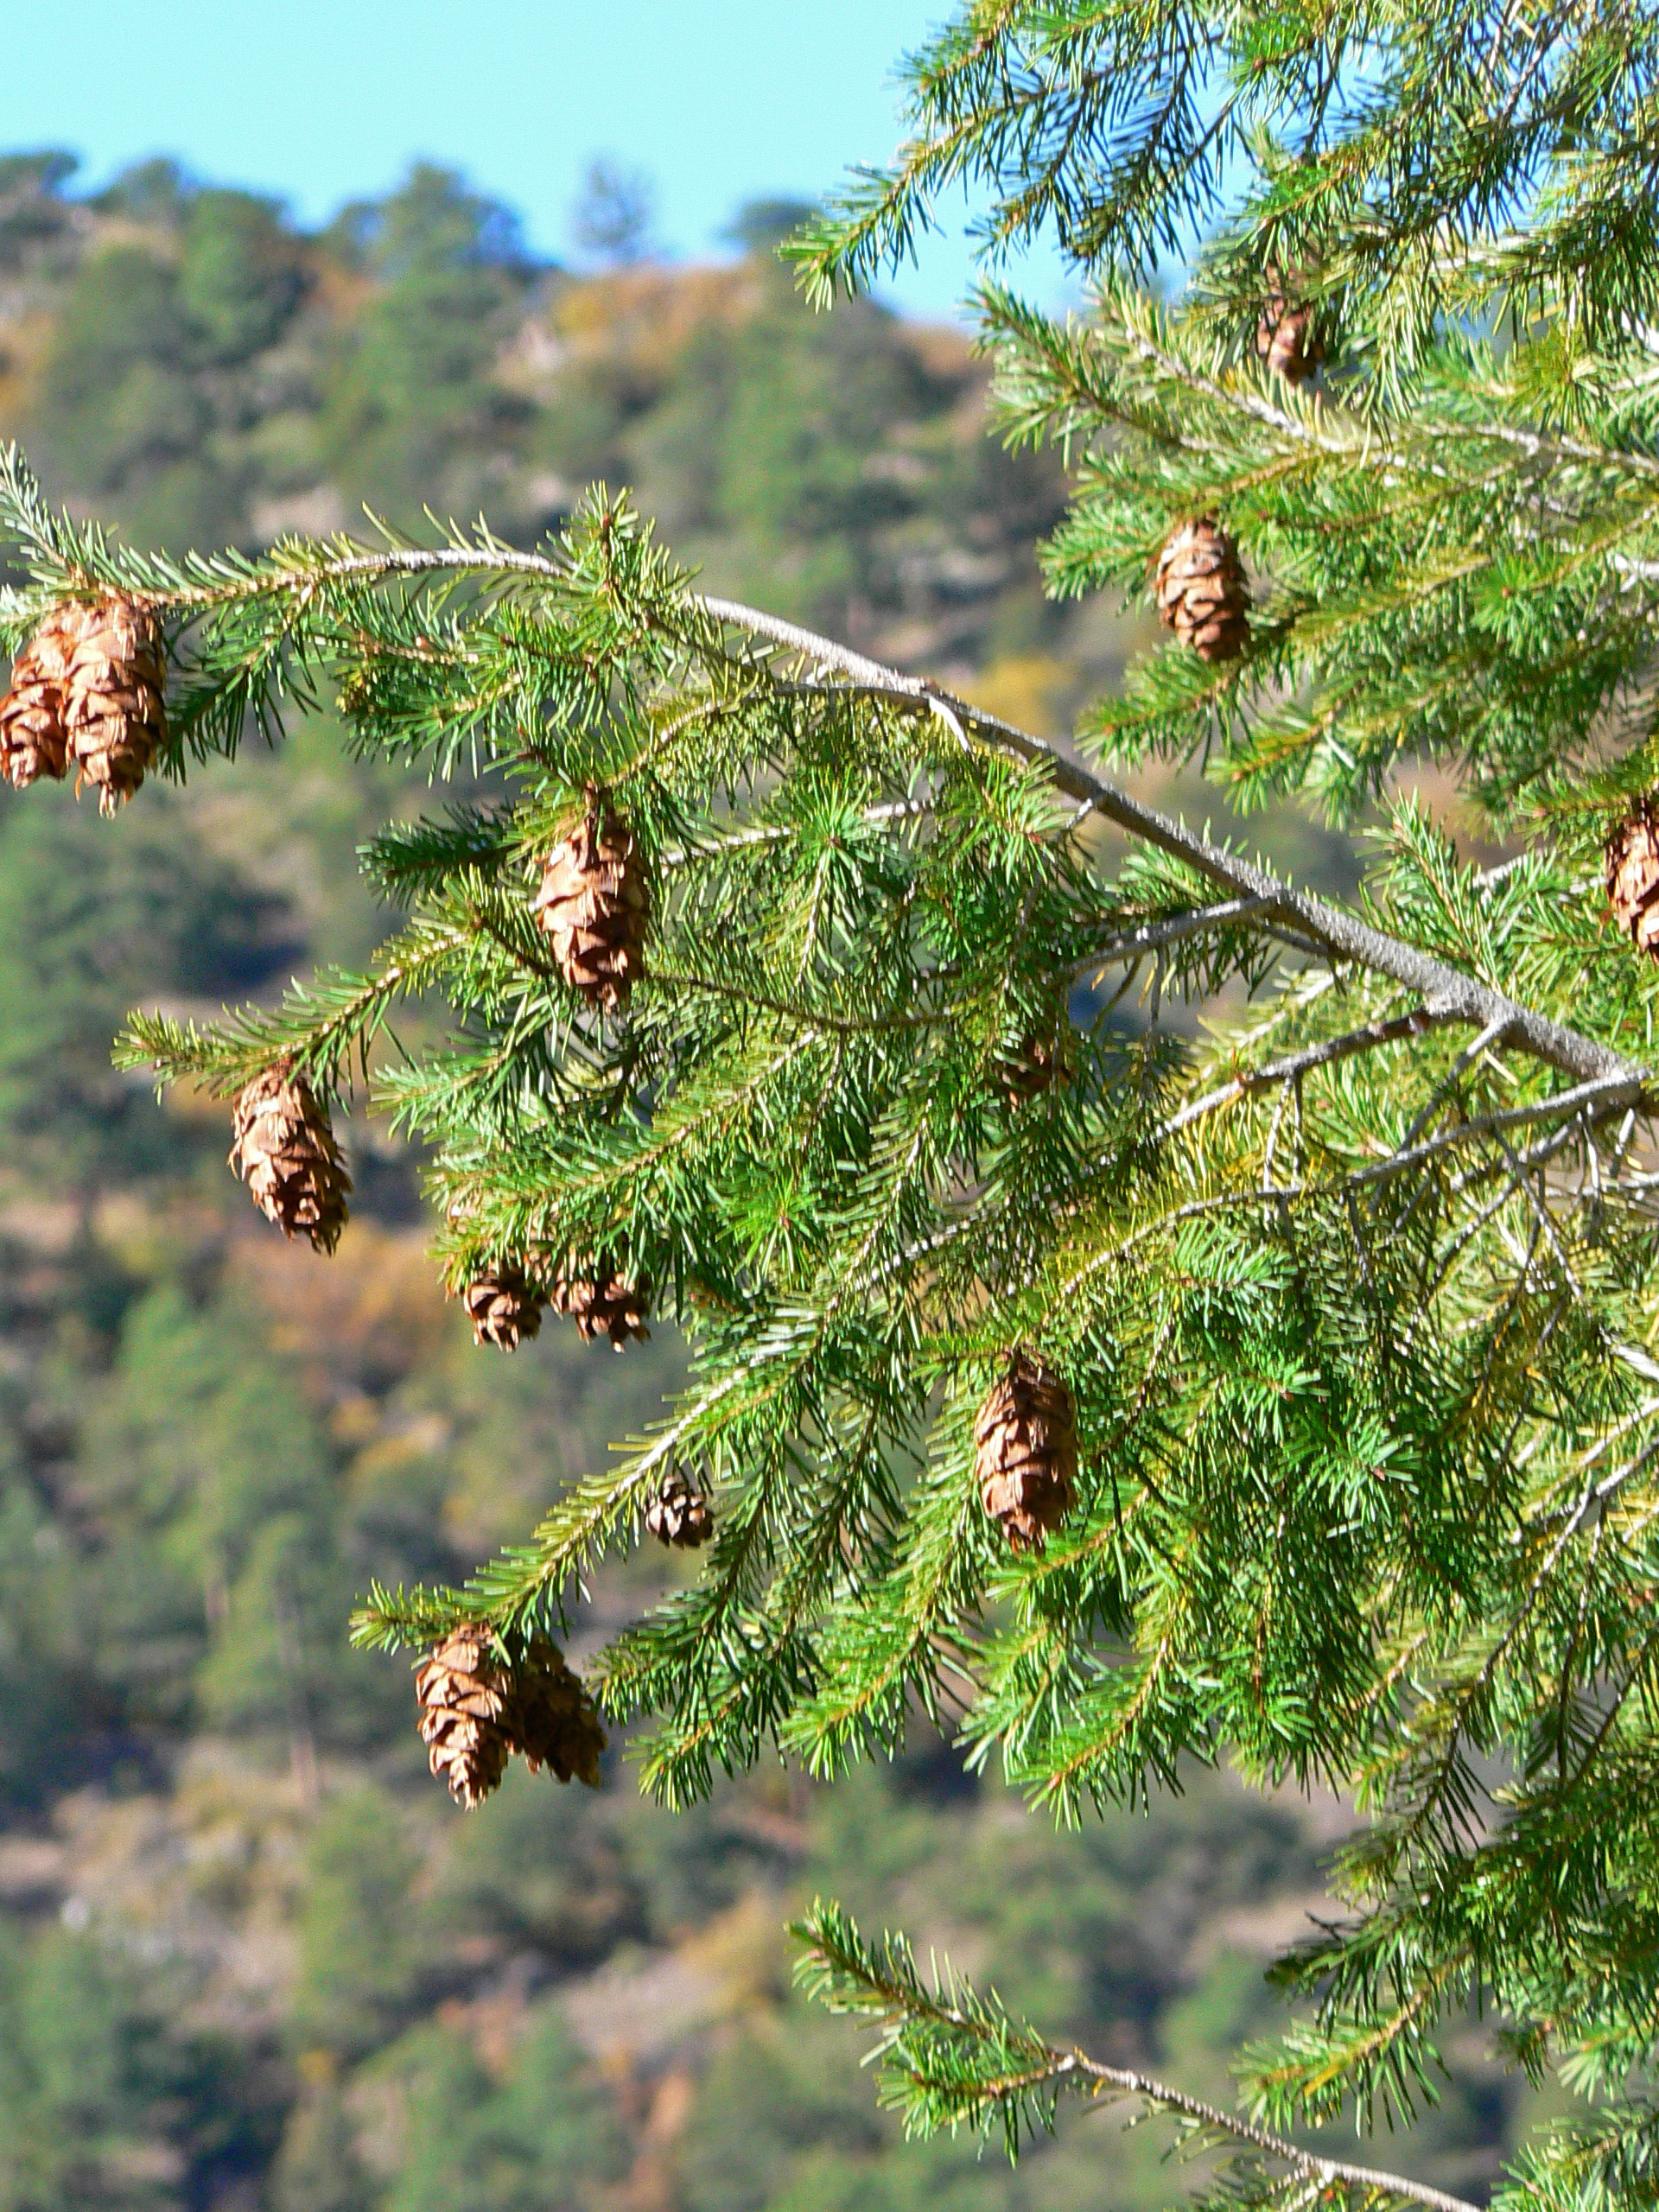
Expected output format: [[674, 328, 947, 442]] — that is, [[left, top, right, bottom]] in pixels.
[[0, 152, 1527, 2211]]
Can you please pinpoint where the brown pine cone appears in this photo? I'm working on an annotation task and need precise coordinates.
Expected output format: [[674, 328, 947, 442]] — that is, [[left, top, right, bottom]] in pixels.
[[1255, 271, 1321, 385], [975, 1351, 1078, 1553], [1607, 800, 1659, 958], [550, 1263, 650, 1351], [462, 1268, 544, 1351], [997, 1019, 1074, 1105], [64, 593, 167, 815], [1154, 519, 1250, 664], [511, 1635, 607, 1786], [532, 791, 651, 1008], [0, 605, 93, 787], [229, 1066, 352, 1255], [416, 1625, 516, 1808], [645, 1469, 714, 1548]]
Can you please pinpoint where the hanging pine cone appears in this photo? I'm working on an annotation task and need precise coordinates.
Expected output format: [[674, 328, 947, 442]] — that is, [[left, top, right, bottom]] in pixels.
[[462, 1268, 544, 1351], [415, 1626, 606, 1808], [975, 1351, 1078, 1553], [1154, 519, 1250, 664], [997, 1017, 1074, 1105], [645, 1469, 714, 1548], [1606, 800, 1659, 957], [511, 1635, 607, 1786], [532, 790, 651, 1008], [0, 604, 93, 787], [229, 1065, 352, 1255], [63, 593, 167, 815], [550, 1262, 651, 1350], [415, 1625, 517, 1808], [1255, 270, 1321, 385]]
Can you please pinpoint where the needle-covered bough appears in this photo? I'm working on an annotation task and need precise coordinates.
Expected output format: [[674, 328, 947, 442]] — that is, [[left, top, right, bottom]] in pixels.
[[12, 3, 1659, 2203]]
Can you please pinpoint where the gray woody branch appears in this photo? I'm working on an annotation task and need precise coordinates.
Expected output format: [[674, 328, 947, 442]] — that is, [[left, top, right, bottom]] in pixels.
[[698, 594, 1645, 1094], [123, 537, 1645, 1099]]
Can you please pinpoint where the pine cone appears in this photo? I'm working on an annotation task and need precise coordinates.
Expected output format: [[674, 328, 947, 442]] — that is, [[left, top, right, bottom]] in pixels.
[[512, 1635, 607, 1786], [550, 1263, 650, 1351], [416, 1625, 516, 1808], [1607, 801, 1659, 958], [1154, 519, 1249, 664], [975, 1351, 1078, 1553], [0, 604, 92, 787], [997, 1020, 1074, 1105], [532, 792, 651, 1008], [645, 1469, 714, 1548], [64, 593, 167, 815], [1255, 272, 1321, 385], [229, 1066, 352, 1255], [462, 1268, 544, 1351]]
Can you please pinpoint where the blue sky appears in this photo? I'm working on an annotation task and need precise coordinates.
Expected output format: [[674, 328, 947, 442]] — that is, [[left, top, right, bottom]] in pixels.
[[0, 0, 1067, 321]]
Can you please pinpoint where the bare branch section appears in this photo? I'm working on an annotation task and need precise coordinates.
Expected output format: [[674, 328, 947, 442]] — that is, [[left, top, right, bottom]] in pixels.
[[1161, 1007, 1465, 1137], [1064, 2055, 1481, 2212], [696, 595, 1643, 1090]]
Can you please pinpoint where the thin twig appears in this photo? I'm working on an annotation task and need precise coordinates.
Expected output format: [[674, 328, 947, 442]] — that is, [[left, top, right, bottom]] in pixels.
[[1161, 1008, 1460, 1139]]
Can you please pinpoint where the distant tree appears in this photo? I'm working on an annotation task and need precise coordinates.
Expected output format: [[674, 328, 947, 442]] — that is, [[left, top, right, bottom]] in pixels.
[[0, 151, 76, 204], [0, 800, 286, 1183], [289, 1789, 426, 2063], [723, 198, 817, 259], [179, 190, 308, 365], [319, 164, 531, 518], [0, 152, 77, 269], [34, 246, 203, 493], [569, 156, 657, 268], [91, 157, 190, 227]]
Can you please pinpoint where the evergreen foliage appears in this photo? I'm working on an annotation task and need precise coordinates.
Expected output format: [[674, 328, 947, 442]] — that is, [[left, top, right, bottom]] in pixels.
[[6, 3, 1659, 2205]]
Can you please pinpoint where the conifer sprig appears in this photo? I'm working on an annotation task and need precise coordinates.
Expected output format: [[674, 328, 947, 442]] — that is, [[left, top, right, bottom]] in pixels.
[[792, 1899, 1484, 2212]]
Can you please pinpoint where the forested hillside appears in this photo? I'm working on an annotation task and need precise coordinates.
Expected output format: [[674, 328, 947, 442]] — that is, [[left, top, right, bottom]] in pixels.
[[0, 155, 1520, 2211]]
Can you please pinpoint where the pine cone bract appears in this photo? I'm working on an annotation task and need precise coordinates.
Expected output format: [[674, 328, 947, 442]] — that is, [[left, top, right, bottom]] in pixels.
[[230, 1066, 352, 1255], [532, 792, 651, 1008], [1154, 519, 1249, 664], [975, 1351, 1078, 1552], [64, 593, 167, 815]]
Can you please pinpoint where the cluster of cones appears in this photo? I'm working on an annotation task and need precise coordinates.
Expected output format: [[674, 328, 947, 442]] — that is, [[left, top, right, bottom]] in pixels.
[[416, 1624, 607, 1808], [220, 786, 657, 1279], [459, 1259, 651, 1353], [0, 593, 166, 813], [1150, 275, 1326, 668]]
